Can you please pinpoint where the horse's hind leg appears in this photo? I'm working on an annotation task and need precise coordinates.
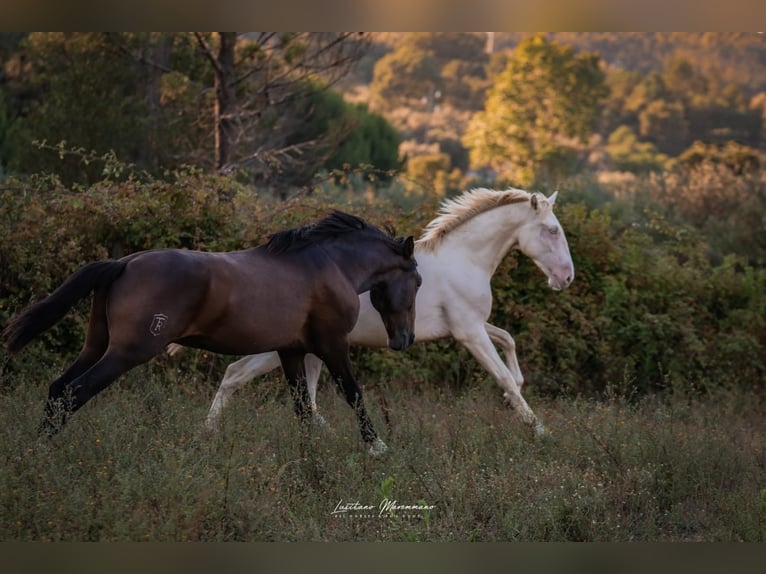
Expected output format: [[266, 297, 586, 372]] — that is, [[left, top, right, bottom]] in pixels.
[[43, 351, 104, 433], [205, 352, 283, 428], [43, 290, 110, 434], [42, 289, 160, 436], [304, 354, 325, 425], [42, 348, 150, 436]]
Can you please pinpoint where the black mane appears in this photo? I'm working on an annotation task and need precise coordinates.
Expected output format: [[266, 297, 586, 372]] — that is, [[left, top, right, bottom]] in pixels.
[[265, 210, 372, 255]]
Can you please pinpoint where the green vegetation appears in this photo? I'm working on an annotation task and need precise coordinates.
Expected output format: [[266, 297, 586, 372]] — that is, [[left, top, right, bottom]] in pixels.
[[0, 33, 764, 541], [0, 361, 761, 541], [364, 32, 766, 190], [605, 126, 668, 173], [1, 164, 764, 541], [463, 34, 607, 185], [0, 33, 382, 185], [4, 33, 766, 191], [369, 32, 488, 113], [3, 164, 764, 398]]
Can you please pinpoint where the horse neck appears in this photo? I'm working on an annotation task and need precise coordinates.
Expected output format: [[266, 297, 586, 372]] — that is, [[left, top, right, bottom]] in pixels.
[[322, 238, 396, 293], [437, 202, 529, 275]]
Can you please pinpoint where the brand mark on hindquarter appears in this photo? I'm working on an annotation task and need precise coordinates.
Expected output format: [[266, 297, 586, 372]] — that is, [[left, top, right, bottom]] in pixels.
[[149, 313, 168, 336]]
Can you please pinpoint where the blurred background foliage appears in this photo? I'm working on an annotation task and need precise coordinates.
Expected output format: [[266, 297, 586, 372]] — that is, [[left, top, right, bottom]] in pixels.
[[1, 32, 765, 402]]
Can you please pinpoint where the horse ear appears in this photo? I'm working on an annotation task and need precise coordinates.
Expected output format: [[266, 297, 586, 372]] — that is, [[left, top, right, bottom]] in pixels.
[[530, 194, 539, 211], [548, 190, 558, 205], [402, 236, 415, 258]]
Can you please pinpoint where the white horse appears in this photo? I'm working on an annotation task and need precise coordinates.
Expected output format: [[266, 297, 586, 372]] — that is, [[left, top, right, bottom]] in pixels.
[[203, 188, 574, 435]]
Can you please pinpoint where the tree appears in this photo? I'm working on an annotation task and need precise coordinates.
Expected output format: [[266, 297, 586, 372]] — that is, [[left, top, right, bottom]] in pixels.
[[462, 34, 608, 185], [405, 152, 453, 196], [267, 83, 401, 187], [751, 92, 766, 142], [2, 33, 371, 185], [677, 140, 761, 175], [195, 32, 237, 170], [369, 33, 489, 114], [606, 125, 668, 173], [664, 57, 708, 106], [601, 67, 643, 134], [623, 71, 667, 115], [326, 102, 401, 177], [638, 99, 689, 155], [131, 32, 372, 179], [369, 45, 441, 112], [4, 33, 157, 183]]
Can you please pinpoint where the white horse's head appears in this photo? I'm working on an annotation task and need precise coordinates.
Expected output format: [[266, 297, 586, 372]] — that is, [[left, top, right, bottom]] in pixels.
[[515, 191, 574, 291]]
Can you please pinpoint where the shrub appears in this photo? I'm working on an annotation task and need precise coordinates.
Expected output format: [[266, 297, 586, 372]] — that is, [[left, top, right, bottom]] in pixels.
[[2, 167, 764, 403]]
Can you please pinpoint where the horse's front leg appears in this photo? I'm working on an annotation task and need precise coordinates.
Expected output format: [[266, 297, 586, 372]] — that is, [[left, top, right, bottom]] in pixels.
[[485, 322, 525, 392], [320, 349, 386, 456], [452, 323, 546, 436]]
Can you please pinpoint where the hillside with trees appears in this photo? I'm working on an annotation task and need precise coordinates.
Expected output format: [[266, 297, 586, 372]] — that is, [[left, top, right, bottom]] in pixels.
[[358, 32, 766, 192], [3, 32, 766, 189], [0, 33, 764, 542]]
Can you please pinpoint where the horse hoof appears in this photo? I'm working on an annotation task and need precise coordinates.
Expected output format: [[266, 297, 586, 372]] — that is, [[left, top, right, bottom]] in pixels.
[[313, 413, 327, 427], [368, 438, 388, 456], [203, 417, 221, 431], [33, 438, 53, 455], [533, 421, 551, 438], [38, 418, 62, 438]]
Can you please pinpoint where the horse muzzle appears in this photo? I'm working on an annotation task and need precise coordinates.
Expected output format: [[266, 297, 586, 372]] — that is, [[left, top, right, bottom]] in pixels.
[[547, 265, 574, 291], [548, 275, 573, 291], [388, 330, 415, 351]]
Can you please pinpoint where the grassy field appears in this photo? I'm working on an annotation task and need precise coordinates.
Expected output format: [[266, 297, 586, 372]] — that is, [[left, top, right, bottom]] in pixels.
[[0, 356, 763, 542]]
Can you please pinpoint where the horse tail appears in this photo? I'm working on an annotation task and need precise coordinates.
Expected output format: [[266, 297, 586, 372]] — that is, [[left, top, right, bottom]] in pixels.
[[3, 260, 128, 354]]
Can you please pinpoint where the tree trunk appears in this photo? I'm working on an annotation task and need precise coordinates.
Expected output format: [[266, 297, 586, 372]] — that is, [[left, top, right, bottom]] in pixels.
[[145, 33, 172, 172], [214, 32, 237, 171]]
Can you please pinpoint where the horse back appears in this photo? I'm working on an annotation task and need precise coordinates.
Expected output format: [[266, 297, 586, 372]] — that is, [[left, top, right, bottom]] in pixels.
[[105, 248, 358, 355]]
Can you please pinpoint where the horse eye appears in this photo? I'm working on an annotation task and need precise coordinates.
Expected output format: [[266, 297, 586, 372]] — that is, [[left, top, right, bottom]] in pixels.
[[548, 226, 559, 236]]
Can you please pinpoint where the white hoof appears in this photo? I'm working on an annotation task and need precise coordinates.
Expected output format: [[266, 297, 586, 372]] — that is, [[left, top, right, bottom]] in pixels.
[[312, 412, 327, 426], [33, 439, 52, 455], [533, 420, 550, 437], [368, 438, 388, 456]]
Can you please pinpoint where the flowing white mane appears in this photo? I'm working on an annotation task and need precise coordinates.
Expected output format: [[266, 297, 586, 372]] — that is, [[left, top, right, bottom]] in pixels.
[[416, 188, 539, 252]]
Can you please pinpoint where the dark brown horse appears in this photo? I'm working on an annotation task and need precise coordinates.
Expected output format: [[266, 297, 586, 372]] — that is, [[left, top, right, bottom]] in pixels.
[[3, 211, 421, 455]]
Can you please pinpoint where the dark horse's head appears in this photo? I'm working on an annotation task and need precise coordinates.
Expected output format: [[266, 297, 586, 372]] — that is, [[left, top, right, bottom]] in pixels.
[[266, 210, 421, 351], [370, 234, 420, 351]]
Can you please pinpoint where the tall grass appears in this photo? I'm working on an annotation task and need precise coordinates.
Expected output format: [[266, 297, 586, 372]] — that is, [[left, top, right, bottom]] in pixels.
[[0, 358, 762, 541]]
